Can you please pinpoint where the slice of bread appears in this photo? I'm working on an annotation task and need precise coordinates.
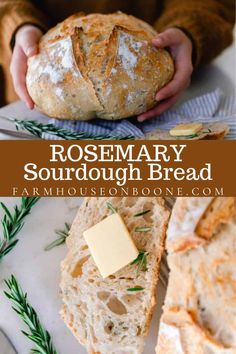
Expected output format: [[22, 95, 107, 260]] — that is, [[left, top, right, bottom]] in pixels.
[[156, 197, 236, 353], [60, 197, 169, 354], [142, 122, 229, 140]]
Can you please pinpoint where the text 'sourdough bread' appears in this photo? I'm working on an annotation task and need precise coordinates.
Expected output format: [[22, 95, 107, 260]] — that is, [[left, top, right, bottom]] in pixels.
[[26, 12, 174, 120], [60, 197, 169, 354], [156, 197, 236, 354]]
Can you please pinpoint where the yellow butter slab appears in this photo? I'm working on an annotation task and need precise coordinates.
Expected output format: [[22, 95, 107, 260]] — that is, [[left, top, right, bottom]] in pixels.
[[83, 213, 139, 278], [169, 123, 203, 137]]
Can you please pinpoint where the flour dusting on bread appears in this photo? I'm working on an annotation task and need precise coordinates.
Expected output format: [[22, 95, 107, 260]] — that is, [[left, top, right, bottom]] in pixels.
[[118, 32, 138, 79]]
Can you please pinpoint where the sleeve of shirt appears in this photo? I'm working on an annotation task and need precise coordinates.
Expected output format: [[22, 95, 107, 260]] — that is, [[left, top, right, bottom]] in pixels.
[[154, 0, 235, 67], [0, 0, 49, 50]]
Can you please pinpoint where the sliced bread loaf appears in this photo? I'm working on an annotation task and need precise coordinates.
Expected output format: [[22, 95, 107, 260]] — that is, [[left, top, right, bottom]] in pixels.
[[61, 197, 169, 354], [156, 197, 236, 353]]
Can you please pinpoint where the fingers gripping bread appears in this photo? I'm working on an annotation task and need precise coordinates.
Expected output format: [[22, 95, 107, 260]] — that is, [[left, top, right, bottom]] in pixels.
[[61, 197, 169, 354], [156, 197, 236, 354]]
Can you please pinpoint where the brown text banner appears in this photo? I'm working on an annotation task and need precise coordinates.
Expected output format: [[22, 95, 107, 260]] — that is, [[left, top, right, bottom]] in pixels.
[[0, 140, 235, 197]]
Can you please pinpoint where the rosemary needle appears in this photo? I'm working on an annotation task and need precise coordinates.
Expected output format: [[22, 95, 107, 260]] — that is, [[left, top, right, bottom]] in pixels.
[[135, 226, 152, 233], [134, 210, 151, 217], [127, 286, 144, 292], [4, 275, 58, 354], [202, 128, 212, 133], [106, 202, 118, 214], [175, 133, 198, 139]]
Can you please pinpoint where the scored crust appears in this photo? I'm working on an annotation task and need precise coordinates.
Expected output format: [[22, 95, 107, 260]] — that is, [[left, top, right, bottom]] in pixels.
[[156, 197, 236, 354], [26, 12, 174, 120], [60, 197, 169, 354]]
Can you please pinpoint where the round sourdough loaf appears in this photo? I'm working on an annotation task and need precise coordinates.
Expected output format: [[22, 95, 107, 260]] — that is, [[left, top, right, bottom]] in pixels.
[[26, 12, 174, 120]]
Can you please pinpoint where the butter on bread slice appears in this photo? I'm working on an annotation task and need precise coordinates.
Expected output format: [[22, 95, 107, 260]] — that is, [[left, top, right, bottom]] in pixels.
[[141, 122, 229, 140], [83, 213, 139, 278], [169, 123, 203, 137]]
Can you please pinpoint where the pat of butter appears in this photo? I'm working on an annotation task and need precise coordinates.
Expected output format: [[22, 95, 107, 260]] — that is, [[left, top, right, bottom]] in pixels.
[[169, 123, 203, 137], [83, 213, 139, 278]]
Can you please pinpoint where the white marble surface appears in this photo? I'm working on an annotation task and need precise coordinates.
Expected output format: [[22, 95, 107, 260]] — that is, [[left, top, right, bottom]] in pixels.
[[0, 197, 167, 354], [0, 27, 235, 140]]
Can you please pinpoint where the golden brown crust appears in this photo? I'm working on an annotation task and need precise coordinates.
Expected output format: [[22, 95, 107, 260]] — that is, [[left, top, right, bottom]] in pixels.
[[196, 197, 235, 239], [166, 197, 235, 254], [26, 12, 174, 120]]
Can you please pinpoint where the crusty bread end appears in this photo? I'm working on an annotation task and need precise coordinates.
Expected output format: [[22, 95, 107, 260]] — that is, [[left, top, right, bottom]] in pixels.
[[156, 197, 236, 354]]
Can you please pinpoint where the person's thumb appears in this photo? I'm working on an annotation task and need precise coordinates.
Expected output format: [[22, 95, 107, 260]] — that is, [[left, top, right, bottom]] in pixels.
[[152, 29, 181, 48], [21, 35, 39, 57], [25, 44, 38, 57], [17, 26, 42, 57]]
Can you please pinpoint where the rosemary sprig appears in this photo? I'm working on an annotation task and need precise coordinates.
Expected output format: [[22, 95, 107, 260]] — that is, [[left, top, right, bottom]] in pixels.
[[9, 118, 135, 140], [131, 251, 148, 273], [0, 197, 40, 260], [127, 286, 144, 292], [4, 275, 58, 354], [135, 226, 152, 233], [106, 202, 118, 214], [134, 210, 151, 217], [45, 223, 71, 251]]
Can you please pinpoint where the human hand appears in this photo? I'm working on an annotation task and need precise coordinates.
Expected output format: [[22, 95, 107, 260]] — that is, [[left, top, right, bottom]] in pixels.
[[10, 25, 43, 109], [138, 27, 193, 122]]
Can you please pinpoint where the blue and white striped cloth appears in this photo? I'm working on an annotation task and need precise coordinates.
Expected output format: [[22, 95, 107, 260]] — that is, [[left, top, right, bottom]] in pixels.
[[42, 88, 236, 140]]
